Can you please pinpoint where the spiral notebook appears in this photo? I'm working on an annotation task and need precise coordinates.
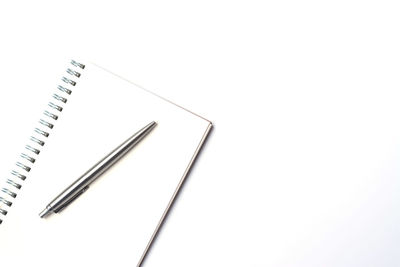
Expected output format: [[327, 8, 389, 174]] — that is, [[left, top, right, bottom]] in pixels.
[[0, 60, 212, 266]]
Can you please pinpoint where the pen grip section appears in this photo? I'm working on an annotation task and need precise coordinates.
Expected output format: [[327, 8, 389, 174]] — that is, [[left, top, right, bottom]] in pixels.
[[53, 185, 89, 214]]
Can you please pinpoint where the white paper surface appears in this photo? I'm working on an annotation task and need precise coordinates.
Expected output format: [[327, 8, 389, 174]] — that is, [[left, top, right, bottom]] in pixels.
[[0, 62, 211, 266]]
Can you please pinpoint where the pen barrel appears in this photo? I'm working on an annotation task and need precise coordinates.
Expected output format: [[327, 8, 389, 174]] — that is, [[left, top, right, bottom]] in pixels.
[[47, 121, 157, 213]]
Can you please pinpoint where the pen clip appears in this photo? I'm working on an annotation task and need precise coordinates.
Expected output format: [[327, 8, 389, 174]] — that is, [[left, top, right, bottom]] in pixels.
[[53, 185, 90, 214]]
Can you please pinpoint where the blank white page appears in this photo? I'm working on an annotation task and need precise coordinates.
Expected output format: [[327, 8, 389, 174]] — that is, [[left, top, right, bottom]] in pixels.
[[0, 62, 212, 267]]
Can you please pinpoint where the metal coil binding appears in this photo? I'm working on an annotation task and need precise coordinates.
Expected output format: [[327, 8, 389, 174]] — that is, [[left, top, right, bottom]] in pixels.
[[30, 136, 45, 146], [0, 60, 85, 225], [44, 110, 58, 120], [39, 119, 54, 129]]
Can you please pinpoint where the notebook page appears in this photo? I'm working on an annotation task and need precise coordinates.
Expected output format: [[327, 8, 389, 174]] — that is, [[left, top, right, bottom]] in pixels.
[[0, 63, 211, 267]]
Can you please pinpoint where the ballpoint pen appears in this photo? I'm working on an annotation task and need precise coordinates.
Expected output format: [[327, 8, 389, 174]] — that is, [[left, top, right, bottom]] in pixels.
[[39, 121, 157, 218]]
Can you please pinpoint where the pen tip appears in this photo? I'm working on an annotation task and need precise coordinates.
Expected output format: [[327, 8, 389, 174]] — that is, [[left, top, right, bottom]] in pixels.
[[39, 207, 51, 218]]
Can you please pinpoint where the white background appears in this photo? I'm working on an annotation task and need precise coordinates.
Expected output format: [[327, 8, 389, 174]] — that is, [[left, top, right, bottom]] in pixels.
[[1, 1, 400, 266]]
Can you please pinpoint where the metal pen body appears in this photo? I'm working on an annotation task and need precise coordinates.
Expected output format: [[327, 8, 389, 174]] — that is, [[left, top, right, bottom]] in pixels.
[[39, 121, 156, 218]]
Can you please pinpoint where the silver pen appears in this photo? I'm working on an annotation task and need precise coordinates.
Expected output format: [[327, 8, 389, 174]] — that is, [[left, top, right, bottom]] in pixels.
[[39, 121, 157, 218]]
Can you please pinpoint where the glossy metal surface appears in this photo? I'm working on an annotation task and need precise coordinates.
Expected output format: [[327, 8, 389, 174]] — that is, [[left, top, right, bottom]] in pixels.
[[39, 121, 156, 218]]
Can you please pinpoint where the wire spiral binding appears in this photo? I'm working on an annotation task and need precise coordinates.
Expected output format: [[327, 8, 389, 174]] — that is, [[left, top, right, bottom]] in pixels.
[[0, 60, 85, 225]]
